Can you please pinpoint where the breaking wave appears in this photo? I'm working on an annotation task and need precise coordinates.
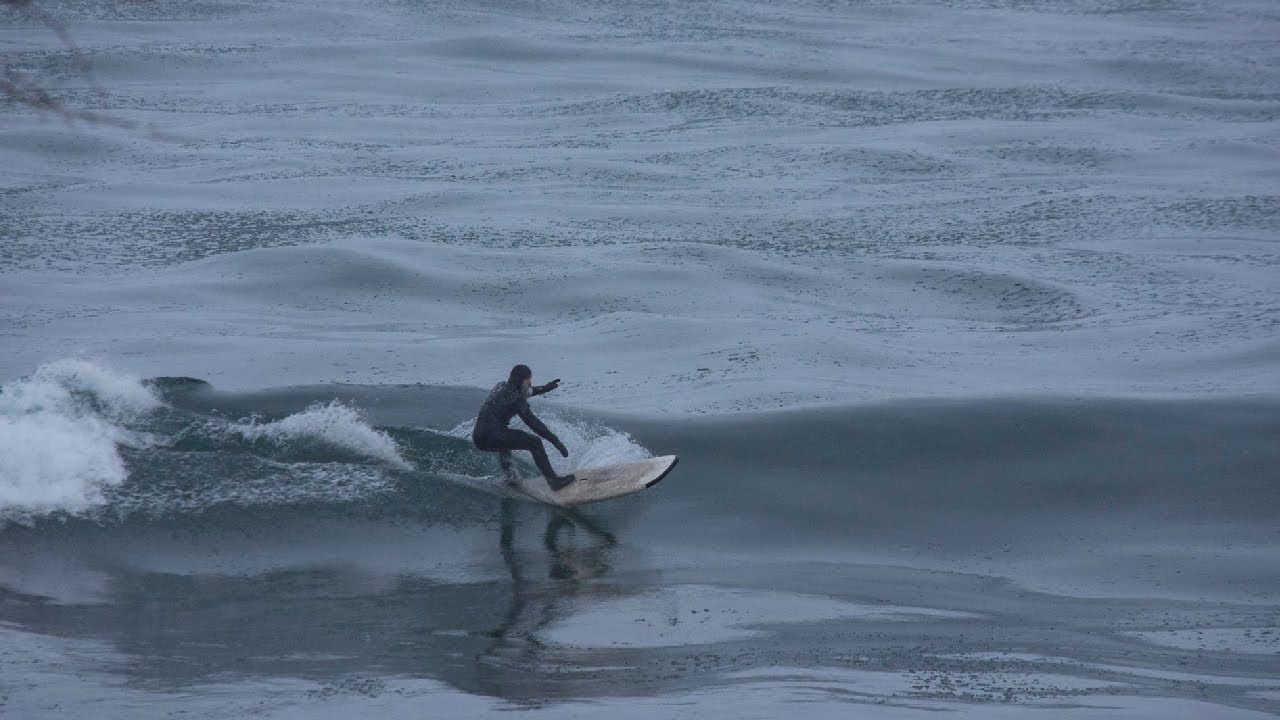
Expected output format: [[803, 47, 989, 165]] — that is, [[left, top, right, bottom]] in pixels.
[[0, 361, 415, 525], [0, 361, 654, 525], [0, 360, 160, 524]]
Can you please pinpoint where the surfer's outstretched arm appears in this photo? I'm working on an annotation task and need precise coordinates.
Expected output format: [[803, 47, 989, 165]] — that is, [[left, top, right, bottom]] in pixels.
[[531, 378, 561, 397]]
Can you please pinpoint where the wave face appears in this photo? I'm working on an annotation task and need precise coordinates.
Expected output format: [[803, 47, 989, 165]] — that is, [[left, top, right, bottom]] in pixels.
[[0, 361, 656, 526], [3, 361, 1273, 545], [1, 362, 1277, 716]]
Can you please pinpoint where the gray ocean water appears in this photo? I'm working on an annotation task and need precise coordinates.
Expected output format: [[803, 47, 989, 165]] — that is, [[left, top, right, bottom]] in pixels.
[[3, 0, 1279, 717]]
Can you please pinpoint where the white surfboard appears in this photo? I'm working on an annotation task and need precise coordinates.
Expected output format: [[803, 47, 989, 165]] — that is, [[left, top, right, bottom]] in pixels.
[[508, 455, 679, 507]]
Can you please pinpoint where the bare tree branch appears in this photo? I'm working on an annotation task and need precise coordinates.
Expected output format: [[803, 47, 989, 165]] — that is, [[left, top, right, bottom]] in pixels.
[[2, 0, 137, 128]]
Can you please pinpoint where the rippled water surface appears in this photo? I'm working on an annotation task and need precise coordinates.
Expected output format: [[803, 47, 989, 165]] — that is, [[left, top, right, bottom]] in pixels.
[[2, 0, 1278, 716]]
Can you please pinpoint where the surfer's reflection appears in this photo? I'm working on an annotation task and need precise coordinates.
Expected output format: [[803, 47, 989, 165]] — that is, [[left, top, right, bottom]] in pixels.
[[477, 499, 619, 688], [498, 497, 617, 584], [544, 511, 616, 581]]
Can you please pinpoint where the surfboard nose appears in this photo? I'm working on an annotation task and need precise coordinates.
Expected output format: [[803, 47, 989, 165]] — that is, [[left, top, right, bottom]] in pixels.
[[644, 455, 679, 489]]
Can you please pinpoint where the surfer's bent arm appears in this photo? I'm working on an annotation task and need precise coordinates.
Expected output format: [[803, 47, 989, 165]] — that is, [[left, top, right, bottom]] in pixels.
[[518, 405, 558, 445]]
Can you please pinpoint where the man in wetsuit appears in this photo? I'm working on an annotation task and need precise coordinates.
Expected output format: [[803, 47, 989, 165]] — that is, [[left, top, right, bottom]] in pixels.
[[472, 364, 577, 491]]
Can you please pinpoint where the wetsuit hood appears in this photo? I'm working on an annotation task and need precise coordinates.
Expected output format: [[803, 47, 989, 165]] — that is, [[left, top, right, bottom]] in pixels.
[[508, 364, 532, 385]]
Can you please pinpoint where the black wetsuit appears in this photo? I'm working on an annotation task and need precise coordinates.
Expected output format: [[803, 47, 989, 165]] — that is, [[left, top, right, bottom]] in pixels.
[[472, 380, 562, 479]]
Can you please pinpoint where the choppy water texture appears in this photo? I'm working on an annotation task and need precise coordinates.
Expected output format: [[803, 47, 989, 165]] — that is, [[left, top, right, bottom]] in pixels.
[[2, 0, 1279, 717]]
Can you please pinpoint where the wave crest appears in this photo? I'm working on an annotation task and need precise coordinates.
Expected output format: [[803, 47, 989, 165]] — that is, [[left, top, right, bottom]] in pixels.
[[223, 401, 410, 470]]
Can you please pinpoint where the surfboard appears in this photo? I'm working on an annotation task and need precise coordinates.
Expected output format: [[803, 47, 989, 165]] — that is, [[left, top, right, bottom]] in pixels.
[[507, 455, 679, 507]]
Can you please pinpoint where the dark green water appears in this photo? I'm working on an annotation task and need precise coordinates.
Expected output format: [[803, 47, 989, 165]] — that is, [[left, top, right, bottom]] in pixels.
[[2, 380, 1277, 715]]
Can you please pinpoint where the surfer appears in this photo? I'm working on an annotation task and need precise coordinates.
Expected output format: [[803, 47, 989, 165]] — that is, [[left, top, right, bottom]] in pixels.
[[473, 364, 577, 491]]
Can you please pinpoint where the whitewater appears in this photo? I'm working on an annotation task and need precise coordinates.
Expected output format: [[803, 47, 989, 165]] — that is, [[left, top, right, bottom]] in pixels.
[[2, 0, 1278, 717]]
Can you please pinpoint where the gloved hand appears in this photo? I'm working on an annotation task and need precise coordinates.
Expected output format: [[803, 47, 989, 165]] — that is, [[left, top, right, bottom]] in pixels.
[[552, 438, 569, 458], [534, 378, 561, 396]]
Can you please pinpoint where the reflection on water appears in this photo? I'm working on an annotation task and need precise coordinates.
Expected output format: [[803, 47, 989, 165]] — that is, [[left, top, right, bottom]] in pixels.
[[0, 500, 654, 703], [473, 500, 628, 701], [1, 497, 1277, 713]]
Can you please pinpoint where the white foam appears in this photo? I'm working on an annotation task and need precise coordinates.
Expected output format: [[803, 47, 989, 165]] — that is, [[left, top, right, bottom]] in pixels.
[[0, 362, 412, 523], [230, 401, 410, 470], [0, 360, 159, 523], [538, 412, 652, 474]]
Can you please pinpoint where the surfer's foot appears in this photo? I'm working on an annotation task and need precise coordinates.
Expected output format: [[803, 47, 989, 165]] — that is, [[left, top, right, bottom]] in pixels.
[[547, 474, 576, 492]]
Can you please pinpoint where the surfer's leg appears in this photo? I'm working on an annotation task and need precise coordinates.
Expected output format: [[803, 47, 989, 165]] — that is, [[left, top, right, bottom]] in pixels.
[[524, 437, 576, 490], [498, 450, 518, 485], [496, 429, 576, 491], [493, 428, 564, 482], [476, 429, 522, 485], [507, 429, 558, 480]]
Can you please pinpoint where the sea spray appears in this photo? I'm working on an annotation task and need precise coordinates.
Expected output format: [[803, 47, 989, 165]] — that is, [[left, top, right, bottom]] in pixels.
[[0, 360, 160, 523], [222, 401, 411, 470]]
